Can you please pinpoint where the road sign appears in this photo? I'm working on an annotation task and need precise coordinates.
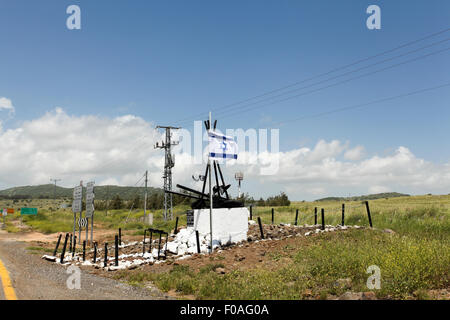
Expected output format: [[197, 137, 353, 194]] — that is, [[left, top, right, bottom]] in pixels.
[[85, 203, 94, 218], [21, 208, 38, 215], [85, 181, 95, 243], [73, 186, 82, 200], [72, 199, 82, 213], [78, 217, 88, 228], [86, 193, 94, 202], [86, 181, 94, 194]]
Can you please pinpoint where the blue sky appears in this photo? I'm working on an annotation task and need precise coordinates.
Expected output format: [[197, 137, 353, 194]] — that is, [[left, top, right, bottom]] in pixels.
[[0, 1, 449, 199]]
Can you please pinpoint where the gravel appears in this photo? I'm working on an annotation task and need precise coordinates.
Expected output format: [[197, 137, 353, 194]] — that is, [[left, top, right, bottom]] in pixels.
[[0, 239, 171, 300]]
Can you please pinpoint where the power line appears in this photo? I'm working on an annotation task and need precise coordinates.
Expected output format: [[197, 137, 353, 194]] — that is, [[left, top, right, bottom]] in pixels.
[[172, 27, 450, 126], [210, 37, 450, 119], [216, 46, 450, 122], [271, 82, 450, 127]]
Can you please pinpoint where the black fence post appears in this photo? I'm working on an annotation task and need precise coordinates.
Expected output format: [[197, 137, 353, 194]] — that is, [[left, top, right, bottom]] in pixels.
[[53, 234, 62, 257], [148, 229, 153, 253], [157, 233, 162, 260], [250, 205, 253, 220], [271, 208, 274, 224], [257, 217, 264, 239], [115, 235, 119, 267], [164, 232, 168, 258], [174, 217, 179, 235], [195, 230, 201, 254], [72, 236, 77, 259], [321, 208, 325, 230], [69, 233, 73, 253], [82, 240, 86, 261], [142, 229, 147, 255], [314, 207, 318, 225], [342, 204, 345, 226], [93, 242, 97, 263], [60, 233, 69, 264], [104, 243, 108, 267], [119, 228, 122, 245], [295, 209, 299, 226], [365, 201, 373, 228]]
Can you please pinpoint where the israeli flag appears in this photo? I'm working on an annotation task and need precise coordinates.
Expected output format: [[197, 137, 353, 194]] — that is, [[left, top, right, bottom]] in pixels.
[[208, 131, 238, 159]]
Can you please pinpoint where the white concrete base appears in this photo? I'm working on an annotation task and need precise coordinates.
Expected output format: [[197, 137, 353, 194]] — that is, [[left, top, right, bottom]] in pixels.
[[191, 207, 249, 245]]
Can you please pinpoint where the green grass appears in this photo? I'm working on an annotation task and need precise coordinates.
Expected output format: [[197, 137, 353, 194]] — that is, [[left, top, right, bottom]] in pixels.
[[4, 221, 21, 233], [0, 199, 191, 234], [112, 195, 449, 300], [26, 246, 53, 254], [117, 229, 449, 300], [3, 195, 450, 299]]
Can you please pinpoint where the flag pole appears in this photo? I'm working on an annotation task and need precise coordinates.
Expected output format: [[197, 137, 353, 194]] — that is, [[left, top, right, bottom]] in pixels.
[[209, 111, 213, 254]]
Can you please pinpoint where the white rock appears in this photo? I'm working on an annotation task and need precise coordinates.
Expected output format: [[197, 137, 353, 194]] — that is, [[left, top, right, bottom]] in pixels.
[[187, 246, 198, 254], [177, 243, 188, 256], [166, 241, 179, 254]]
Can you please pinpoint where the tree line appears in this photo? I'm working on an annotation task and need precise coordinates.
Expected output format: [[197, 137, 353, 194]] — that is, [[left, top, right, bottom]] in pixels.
[[93, 192, 191, 211], [238, 192, 291, 207]]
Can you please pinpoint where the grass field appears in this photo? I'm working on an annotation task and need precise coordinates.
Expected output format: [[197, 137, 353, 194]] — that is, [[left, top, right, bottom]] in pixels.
[[1, 195, 449, 299]]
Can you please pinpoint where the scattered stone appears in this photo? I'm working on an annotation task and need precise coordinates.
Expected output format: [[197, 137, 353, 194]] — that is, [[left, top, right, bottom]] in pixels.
[[383, 229, 396, 234], [234, 254, 245, 262], [215, 267, 226, 274], [362, 291, 377, 300], [303, 289, 313, 297], [334, 278, 352, 289], [339, 292, 363, 300], [42, 255, 57, 262]]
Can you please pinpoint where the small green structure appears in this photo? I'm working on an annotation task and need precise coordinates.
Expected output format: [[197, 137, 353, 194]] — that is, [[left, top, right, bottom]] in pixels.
[[20, 208, 38, 215]]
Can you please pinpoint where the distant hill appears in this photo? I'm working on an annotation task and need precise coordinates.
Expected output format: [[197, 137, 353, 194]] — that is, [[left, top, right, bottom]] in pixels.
[[0, 184, 163, 200], [315, 192, 410, 202]]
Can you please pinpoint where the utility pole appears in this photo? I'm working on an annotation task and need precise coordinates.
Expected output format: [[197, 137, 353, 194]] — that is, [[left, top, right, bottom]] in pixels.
[[105, 186, 109, 216], [208, 112, 213, 254], [50, 178, 61, 199], [144, 170, 148, 221], [155, 126, 180, 221]]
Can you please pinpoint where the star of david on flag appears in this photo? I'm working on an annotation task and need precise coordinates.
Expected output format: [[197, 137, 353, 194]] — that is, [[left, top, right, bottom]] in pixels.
[[208, 131, 238, 160]]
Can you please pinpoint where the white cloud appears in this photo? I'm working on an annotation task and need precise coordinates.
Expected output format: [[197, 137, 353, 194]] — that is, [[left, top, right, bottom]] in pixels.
[[344, 145, 365, 161], [0, 97, 15, 122], [0, 109, 449, 201], [231, 140, 450, 199], [0, 108, 164, 188], [0, 97, 14, 112], [368, 185, 391, 194]]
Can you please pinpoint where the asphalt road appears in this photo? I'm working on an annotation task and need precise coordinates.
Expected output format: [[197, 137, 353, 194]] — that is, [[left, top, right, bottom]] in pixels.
[[0, 238, 170, 300]]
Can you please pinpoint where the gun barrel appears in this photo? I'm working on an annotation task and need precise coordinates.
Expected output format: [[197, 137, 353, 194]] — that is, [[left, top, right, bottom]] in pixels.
[[165, 189, 201, 200]]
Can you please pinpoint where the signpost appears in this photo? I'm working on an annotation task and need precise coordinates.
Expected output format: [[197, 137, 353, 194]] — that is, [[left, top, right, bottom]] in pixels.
[[72, 184, 83, 245], [86, 181, 95, 244]]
